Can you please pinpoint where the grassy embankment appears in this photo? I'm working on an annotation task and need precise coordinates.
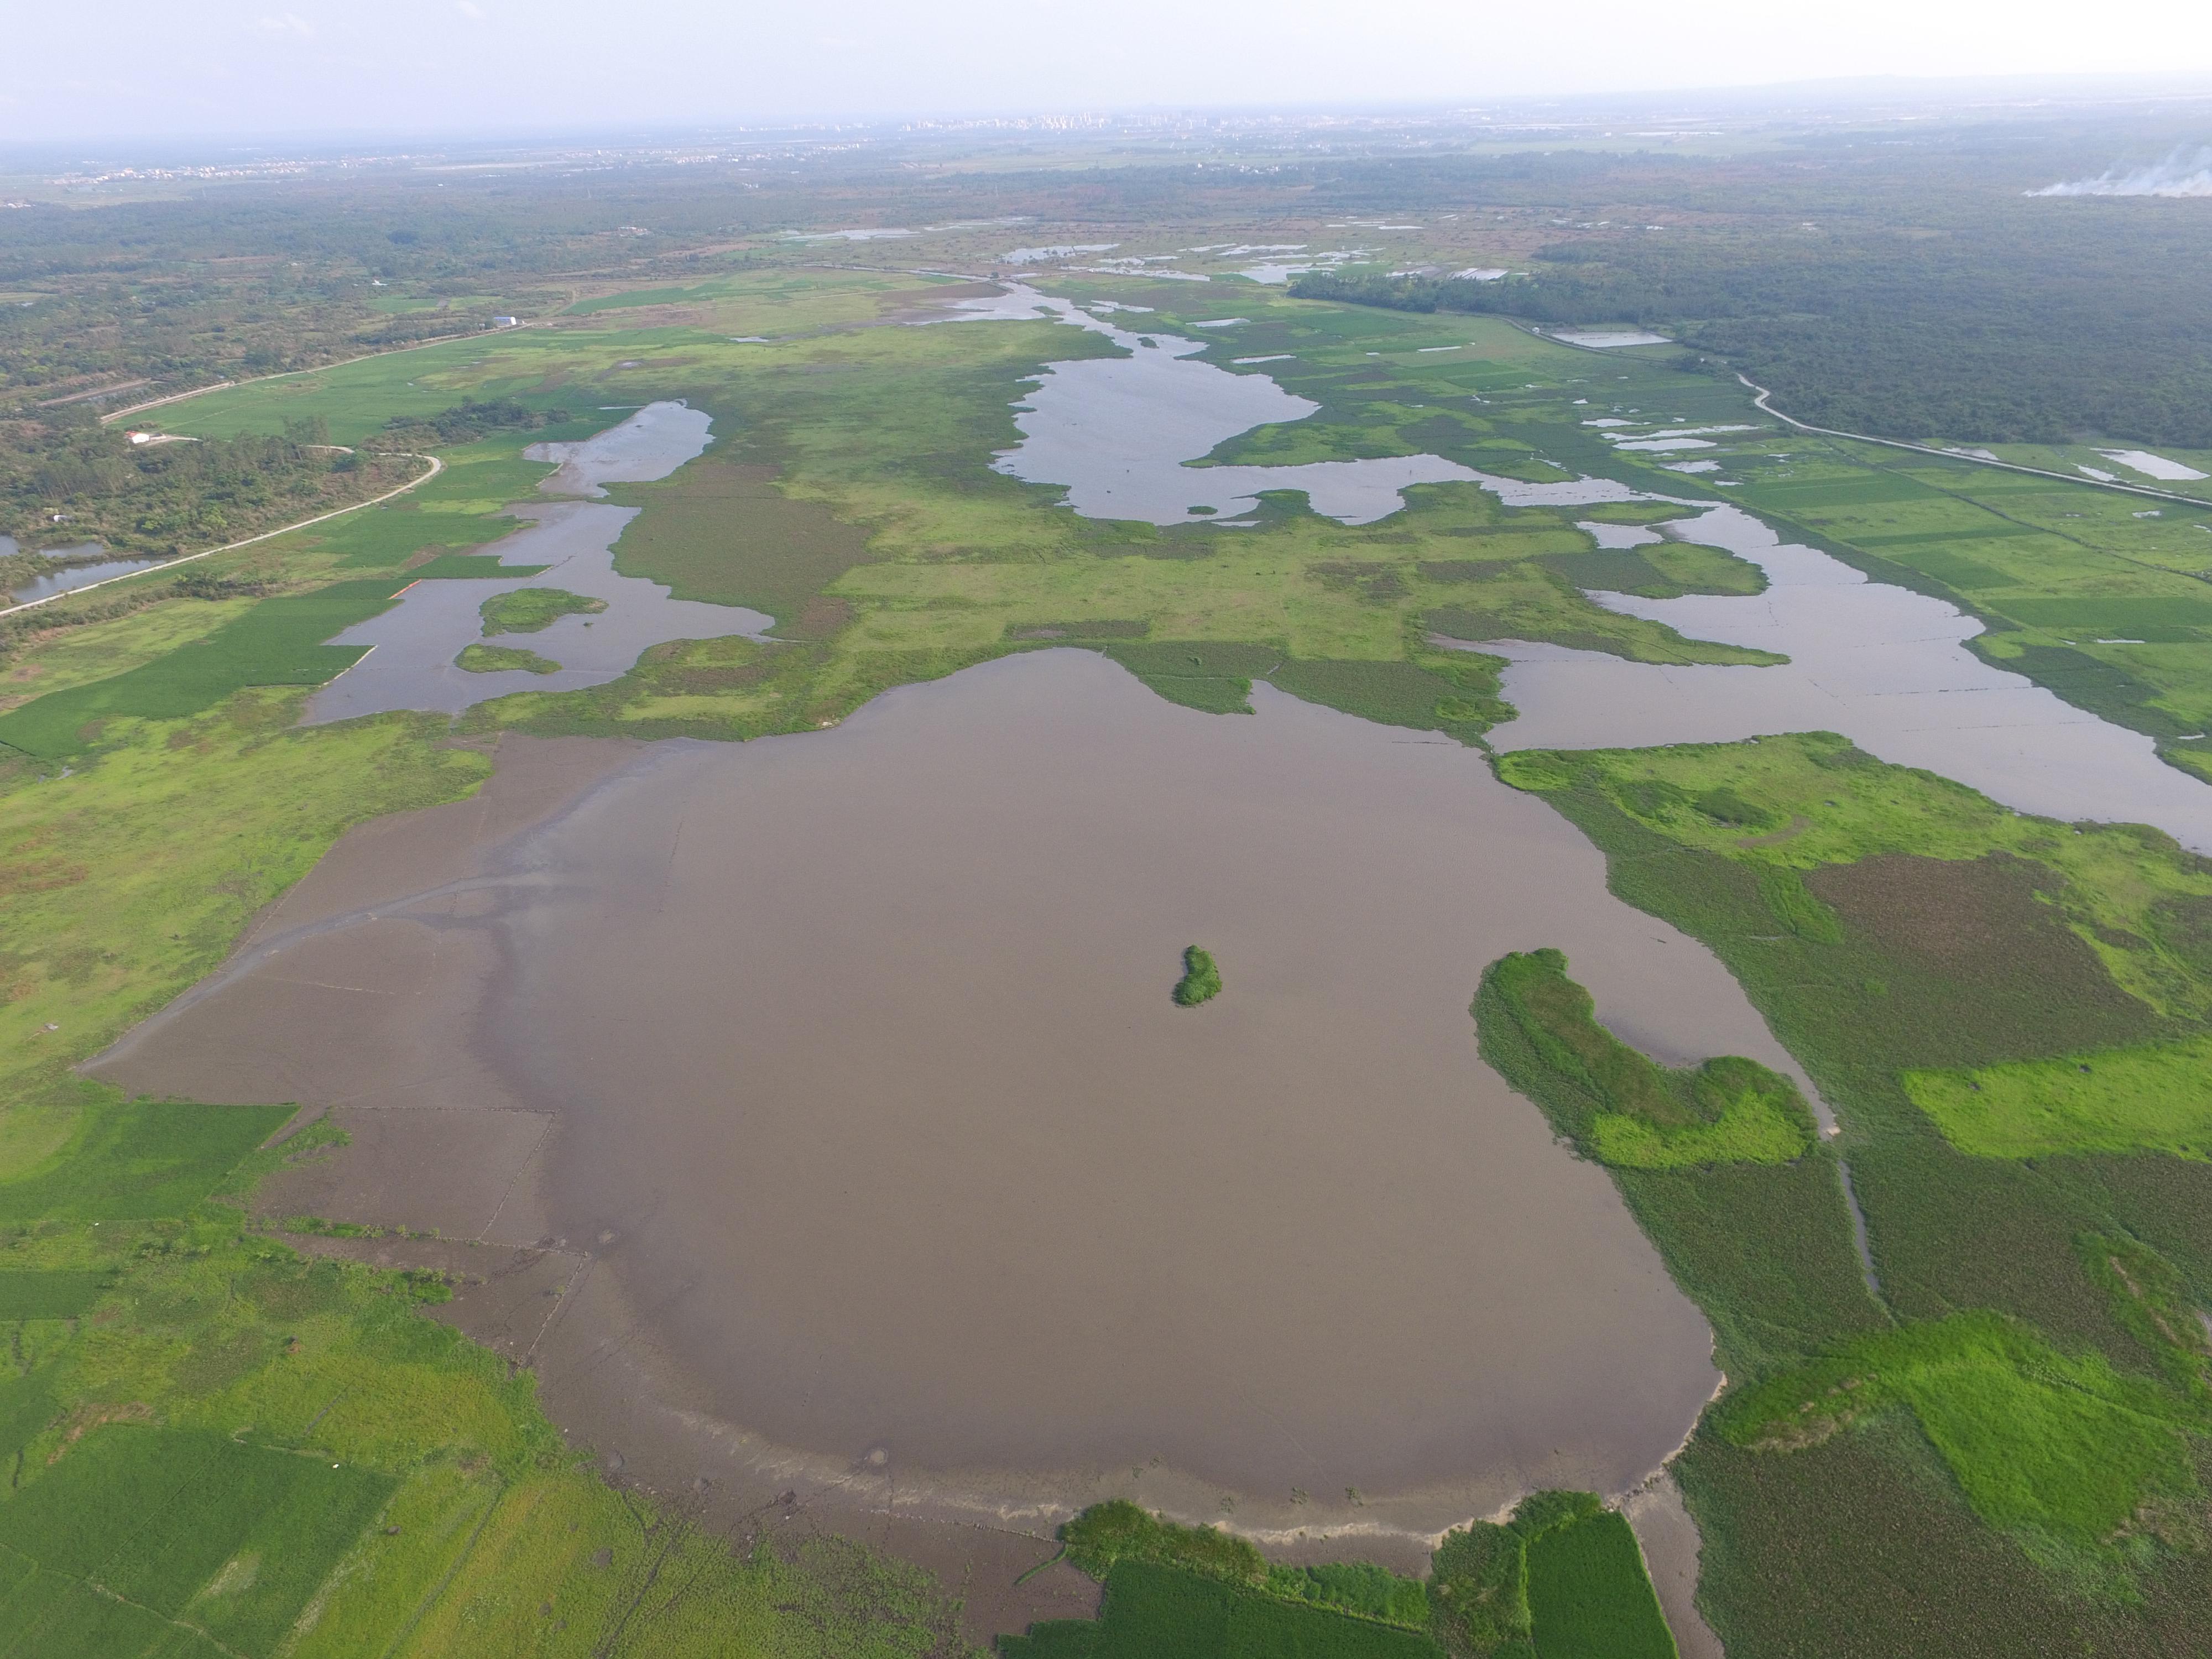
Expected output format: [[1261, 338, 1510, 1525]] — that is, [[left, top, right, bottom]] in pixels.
[[998, 1498, 1674, 1659], [1495, 732, 2212, 1650]]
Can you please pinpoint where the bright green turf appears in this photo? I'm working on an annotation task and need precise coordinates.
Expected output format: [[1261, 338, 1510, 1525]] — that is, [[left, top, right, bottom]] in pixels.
[[1903, 1035, 2212, 1159], [1526, 1510, 1677, 1659], [1716, 1312, 2205, 1552]]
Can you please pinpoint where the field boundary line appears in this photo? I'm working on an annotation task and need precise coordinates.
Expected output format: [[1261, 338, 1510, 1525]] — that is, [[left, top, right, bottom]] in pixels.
[[0, 453, 442, 620], [1499, 320, 2210, 510], [1735, 374, 2212, 509], [97, 321, 540, 426]]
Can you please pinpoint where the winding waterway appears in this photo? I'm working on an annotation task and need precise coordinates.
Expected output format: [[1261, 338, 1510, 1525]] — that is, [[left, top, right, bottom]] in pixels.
[[958, 286, 2212, 853], [305, 403, 769, 723]]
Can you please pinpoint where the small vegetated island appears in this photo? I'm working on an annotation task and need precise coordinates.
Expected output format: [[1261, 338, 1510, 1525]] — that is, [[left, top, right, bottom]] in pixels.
[[1173, 945, 1223, 1006], [455, 641, 561, 675], [478, 586, 604, 635]]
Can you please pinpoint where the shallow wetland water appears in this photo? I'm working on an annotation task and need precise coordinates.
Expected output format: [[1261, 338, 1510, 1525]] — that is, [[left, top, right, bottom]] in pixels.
[[94, 649, 1824, 1546], [307, 402, 769, 723]]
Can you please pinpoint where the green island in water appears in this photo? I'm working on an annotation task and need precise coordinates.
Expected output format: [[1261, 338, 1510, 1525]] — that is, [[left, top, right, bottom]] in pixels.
[[1173, 946, 1223, 1006]]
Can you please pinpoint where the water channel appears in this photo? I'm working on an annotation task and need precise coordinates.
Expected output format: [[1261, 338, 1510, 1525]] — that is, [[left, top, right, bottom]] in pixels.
[[1, 537, 160, 607]]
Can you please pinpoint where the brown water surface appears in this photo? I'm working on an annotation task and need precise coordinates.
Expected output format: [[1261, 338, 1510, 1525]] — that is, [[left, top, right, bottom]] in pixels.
[[98, 650, 1804, 1533]]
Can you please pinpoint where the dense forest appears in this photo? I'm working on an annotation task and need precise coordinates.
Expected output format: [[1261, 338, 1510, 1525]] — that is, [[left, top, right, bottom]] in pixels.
[[1290, 196, 2212, 447], [0, 409, 395, 555]]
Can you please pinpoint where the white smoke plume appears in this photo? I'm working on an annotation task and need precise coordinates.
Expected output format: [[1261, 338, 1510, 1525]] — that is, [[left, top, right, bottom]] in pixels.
[[2032, 146, 2212, 197]]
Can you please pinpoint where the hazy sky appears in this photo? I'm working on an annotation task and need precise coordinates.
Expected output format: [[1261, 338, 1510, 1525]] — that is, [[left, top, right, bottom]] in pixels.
[[9, 0, 2212, 143]]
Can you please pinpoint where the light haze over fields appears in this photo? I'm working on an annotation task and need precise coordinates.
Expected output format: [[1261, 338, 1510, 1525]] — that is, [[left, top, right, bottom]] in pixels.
[[7, 0, 2212, 139]]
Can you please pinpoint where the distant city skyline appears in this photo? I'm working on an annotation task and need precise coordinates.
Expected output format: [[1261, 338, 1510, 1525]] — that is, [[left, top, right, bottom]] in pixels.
[[8, 0, 2212, 143]]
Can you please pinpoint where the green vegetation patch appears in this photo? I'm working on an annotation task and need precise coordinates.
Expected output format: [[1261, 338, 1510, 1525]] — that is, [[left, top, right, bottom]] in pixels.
[[1264, 657, 1498, 740], [455, 641, 561, 675], [1102, 641, 1282, 714], [0, 1369, 59, 1463], [1904, 1035, 2212, 1160], [1265, 1563, 1432, 1629], [1431, 1490, 1673, 1659], [1173, 946, 1223, 1007], [1061, 1500, 1263, 1585], [1537, 540, 1766, 602], [0, 1269, 113, 1319], [478, 586, 605, 635], [0, 1099, 293, 1224], [0, 1422, 392, 1657], [609, 450, 878, 635], [1001, 1560, 1443, 1659], [1524, 1509, 1676, 1659], [1716, 1312, 2206, 1555], [1479, 948, 1815, 1168], [0, 581, 403, 759]]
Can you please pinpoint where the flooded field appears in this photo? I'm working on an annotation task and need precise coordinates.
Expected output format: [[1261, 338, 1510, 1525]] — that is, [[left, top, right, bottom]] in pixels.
[[91, 648, 1833, 1536], [1475, 503, 2212, 854], [943, 284, 1485, 523], [525, 400, 716, 495], [306, 404, 768, 722]]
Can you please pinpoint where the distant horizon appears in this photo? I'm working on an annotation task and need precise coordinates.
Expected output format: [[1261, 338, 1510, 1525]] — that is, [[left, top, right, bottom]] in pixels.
[[9, 0, 2212, 145], [4, 69, 2212, 164]]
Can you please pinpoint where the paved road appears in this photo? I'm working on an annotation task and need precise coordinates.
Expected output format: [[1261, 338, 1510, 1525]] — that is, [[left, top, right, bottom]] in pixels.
[[0, 453, 444, 621]]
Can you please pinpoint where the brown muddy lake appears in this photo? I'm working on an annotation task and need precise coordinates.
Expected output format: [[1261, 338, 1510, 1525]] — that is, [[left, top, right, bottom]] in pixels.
[[97, 648, 1818, 1534]]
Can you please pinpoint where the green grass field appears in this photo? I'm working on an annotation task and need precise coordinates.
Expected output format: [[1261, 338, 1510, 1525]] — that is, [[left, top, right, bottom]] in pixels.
[[0, 1270, 111, 1320], [1001, 1560, 1446, 1659], [1903, 1035, 2212, 1159], [0, 582, 401, 759], [0, 1424, 393, 1657], [1717, 1312, 2205, 1554], [0, 1099, 293, 1223], [1525, 1510, 1676, 1659]]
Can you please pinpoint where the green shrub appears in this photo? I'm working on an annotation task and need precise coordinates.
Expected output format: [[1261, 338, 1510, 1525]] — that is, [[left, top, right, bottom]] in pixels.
[[1061, 1500, 1264, 1585], [1173, 946, 1223, 1007]]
